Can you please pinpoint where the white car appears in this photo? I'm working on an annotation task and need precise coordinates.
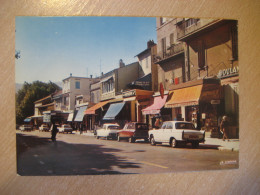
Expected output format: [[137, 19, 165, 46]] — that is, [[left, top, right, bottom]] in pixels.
[[148, 121, 205, 148], [19, 124, 33, 131], [96, 123, 121, 140], [39, 124, 49, 132], [58, 124, 73, 134]]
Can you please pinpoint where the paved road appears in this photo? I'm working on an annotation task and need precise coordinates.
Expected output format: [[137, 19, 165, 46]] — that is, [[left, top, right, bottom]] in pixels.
[[17, 131, 239, 175]]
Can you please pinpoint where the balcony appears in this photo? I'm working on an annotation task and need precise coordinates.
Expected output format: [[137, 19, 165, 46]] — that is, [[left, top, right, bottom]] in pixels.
[[177, 19, 221, 40], [155, 43, 184, 63]]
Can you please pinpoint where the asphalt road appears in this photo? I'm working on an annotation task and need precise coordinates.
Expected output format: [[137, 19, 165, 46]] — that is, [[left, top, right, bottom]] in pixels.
[[16, 131, 239, 176]]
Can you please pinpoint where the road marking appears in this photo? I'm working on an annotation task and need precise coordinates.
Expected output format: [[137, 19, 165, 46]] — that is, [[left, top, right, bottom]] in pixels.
[[39, 160, 45, 165], [140, 161, 168, 169]]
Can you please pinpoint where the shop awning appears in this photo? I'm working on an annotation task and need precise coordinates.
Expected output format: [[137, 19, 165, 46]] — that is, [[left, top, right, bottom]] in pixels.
[[127, 73, 151, 90], [24, 118, 32, 122], [142, 95, 168, 115], [103, 102, 125, 120], [165, 85, 203, 108], [84, 101, 109, 115], [74, 106, 87, 122]]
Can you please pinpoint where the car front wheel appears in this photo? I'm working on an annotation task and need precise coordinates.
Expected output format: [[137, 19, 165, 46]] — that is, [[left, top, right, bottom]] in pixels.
[[150, 137, 156, 146], [129, 137, 135, 143], [170, 138, 177, 148], [192, 142, 199, 148]]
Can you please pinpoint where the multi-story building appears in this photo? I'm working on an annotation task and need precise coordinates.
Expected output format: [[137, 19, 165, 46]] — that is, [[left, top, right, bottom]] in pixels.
[[135, 40, 158, 91], [163, 18, 239, 137], [53, 74, 98, 112], [100, 60, 143, 101], [155, 17, 185, 90]]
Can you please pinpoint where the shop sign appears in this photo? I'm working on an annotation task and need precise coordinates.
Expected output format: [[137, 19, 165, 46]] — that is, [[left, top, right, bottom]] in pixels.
[[217, 66, 239, 78], [123, 90, 136, 98], [159, 83, 164, 99], [211, 100, 220, 104]]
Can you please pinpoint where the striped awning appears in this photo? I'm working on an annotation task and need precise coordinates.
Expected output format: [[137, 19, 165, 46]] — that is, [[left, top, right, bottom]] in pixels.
[[103, 102, 125, 120]]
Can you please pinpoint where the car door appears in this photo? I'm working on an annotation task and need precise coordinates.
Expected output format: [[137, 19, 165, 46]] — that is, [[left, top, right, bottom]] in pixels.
[[154, 122, 167, 142], [162, 122, 173, 143]]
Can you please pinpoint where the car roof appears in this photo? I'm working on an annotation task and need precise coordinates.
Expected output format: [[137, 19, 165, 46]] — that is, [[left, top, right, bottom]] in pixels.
[[164, 121, 193, 124], [104, 123, 119, 126]]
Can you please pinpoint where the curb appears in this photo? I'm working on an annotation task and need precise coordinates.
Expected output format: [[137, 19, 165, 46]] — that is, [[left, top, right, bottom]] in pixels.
[[218, 147, 239, 152]]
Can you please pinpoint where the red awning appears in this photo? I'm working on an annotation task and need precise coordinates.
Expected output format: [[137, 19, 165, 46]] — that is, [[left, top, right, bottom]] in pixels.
[[84, 101, 109, 115], [142, 95, 168, 115]]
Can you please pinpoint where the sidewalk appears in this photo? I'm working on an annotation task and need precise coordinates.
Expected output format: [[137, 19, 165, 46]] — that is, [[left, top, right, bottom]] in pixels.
[[201, 132, 239, 152], [75, 131, 239, 152]]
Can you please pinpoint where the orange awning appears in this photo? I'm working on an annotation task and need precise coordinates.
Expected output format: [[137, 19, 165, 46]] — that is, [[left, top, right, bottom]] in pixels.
[[84, 101, 109, 115], [165, 85, 203, 108]]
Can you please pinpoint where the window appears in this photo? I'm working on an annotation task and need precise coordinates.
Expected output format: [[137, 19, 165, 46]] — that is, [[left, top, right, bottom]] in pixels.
[[170, 33, 174, 46], [161, 37, 166, 57], [186, 18, 199, 28], [231, 25, 238, 60], [160, 17, 167, 25], [75, 81, 80, 89], [198, 40, 205, 69]]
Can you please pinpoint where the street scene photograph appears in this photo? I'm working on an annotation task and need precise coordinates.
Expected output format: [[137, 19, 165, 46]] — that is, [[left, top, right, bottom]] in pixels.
[[15, 16, 239, 176]]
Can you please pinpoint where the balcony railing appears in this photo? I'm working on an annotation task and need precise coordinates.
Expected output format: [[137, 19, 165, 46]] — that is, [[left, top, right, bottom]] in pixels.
[[177, 19, 218, 39], [155, 43, 184, 63]]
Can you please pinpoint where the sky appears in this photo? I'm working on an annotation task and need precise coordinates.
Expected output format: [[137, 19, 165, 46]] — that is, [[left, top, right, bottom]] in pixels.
[[15, 16, 157, 84]]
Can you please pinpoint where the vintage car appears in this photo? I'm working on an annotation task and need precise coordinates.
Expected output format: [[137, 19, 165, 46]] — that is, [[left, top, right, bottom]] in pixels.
[[148, 121, 205, 148], [96, 123, 120, 140], [58, 124, 73, 134], [117, 122, 149, 143], [39, 124, 49, 132], [19, 124, 33, 131]]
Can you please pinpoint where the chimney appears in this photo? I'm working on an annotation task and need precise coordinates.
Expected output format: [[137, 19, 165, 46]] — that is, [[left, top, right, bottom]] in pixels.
[[119, 59, 125, 68], [147, 40, 155, 49], [101, 72, 103, 76], [90, 75, 93, 78], [70, 73, 72, 77]]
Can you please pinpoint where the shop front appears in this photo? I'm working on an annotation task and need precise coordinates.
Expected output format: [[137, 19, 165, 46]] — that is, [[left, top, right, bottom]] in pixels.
[[165, 79, 222, 132], [218, 66, 239, 138], [84, 100, 110, 130], [122, 89, 154, 124], [74, 105, 88, 130], [142, 94, 169, 128]]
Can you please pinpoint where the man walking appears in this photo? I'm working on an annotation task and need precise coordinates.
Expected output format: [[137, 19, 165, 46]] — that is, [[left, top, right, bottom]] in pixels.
[[220, 116, 229, 141], [51, 120, 58, 142]]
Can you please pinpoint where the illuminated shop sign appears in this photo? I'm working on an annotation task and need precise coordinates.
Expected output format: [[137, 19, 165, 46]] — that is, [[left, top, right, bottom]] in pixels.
[[218, 66, 239, 78]]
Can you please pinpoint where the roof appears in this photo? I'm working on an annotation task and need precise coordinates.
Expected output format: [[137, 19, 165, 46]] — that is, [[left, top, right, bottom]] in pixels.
[[34, 95, 52, 103]]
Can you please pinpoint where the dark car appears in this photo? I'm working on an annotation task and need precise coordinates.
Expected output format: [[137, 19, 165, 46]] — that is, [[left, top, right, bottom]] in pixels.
[[117, 122, 149, 143]]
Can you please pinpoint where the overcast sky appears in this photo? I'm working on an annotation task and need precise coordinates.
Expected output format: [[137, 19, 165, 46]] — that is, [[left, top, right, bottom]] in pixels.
[[15, 16, 157, 84]]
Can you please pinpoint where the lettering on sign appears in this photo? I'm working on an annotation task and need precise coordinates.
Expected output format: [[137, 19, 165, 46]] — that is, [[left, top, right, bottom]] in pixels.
[[218, 66, 239, 78]]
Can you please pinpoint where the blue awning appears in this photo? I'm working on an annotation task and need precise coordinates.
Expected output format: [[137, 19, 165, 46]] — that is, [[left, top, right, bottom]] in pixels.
[[24, 118, 31, 122], [74, 106, 87, 122], [103, 102, 125, 120]]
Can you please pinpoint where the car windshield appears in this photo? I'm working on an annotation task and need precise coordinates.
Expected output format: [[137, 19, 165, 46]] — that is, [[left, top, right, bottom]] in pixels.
[[108, 126, 120, 130], [175, 122, 196, 130], [136, 124, 148, 130]]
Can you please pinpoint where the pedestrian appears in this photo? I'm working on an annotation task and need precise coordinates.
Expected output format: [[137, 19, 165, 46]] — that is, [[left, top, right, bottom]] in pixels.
[[220, 116, 229, 141], [80, 123, 84, 134], [51, 120, 58, 142]]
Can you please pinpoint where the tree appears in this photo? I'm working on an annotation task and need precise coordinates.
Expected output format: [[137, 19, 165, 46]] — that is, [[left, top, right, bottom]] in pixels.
[[16, 81, 61, 124]]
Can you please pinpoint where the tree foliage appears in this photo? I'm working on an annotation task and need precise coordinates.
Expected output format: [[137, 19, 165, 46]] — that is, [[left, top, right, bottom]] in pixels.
[[16, 81, 61, 124]]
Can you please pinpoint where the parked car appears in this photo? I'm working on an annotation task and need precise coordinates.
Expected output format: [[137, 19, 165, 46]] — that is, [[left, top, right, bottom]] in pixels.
[[58, 124, 73, 134], [19, 124, 33, 131], [148, 121, 205, 148], [117, 122, 149, 143], [39, 124, 49, 132], [96, 123, 120, 140]]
